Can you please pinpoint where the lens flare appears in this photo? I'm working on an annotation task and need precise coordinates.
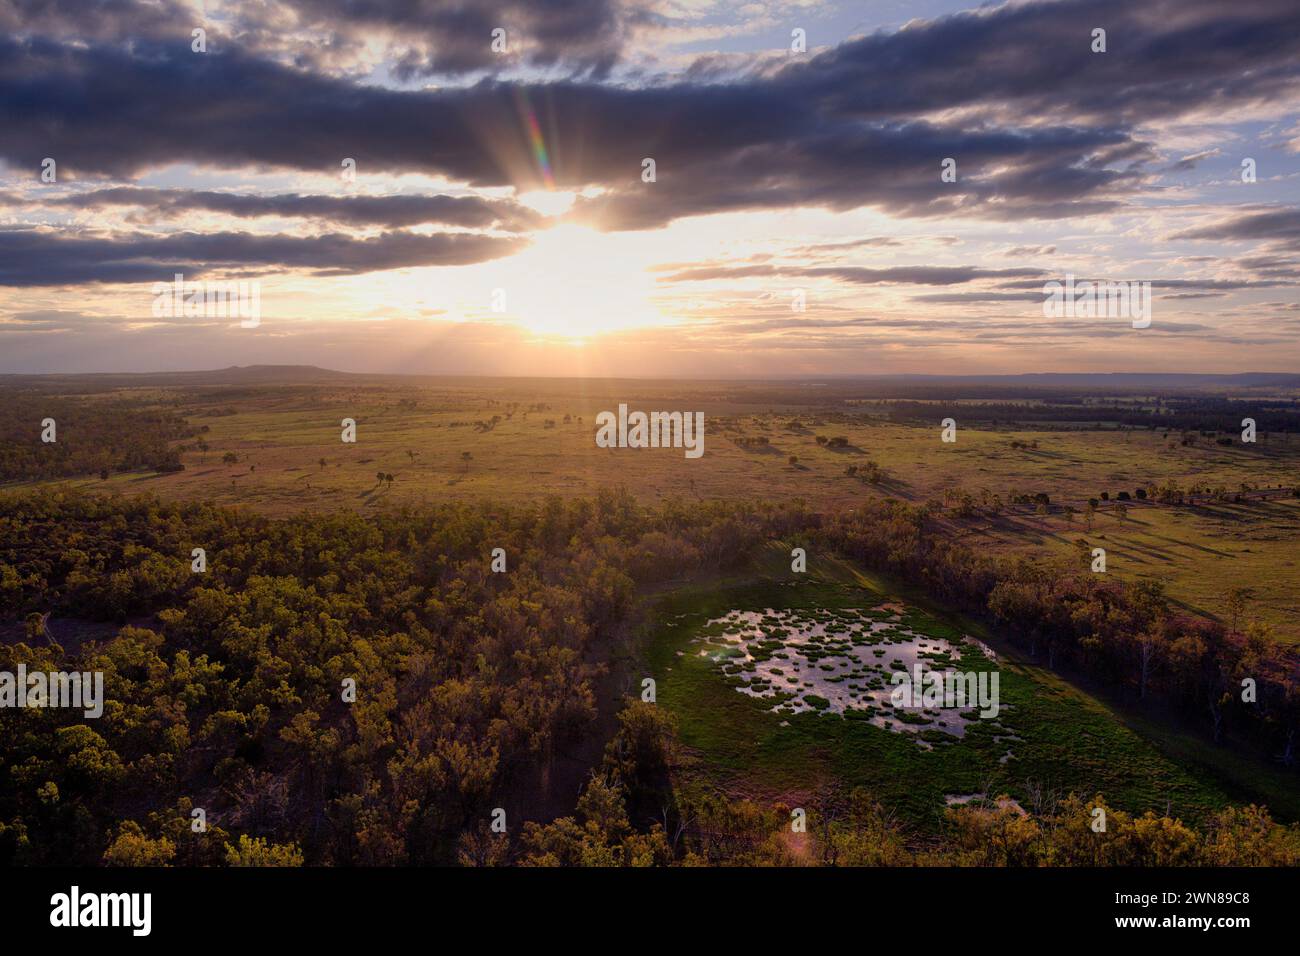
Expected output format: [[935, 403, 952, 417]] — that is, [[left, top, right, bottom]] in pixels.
[[515, 90, 555, 189]]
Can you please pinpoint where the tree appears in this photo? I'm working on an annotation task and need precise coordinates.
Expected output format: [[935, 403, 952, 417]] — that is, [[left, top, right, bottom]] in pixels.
[[461, 451, 472, 474], [318, 457, 326, 471], [224, 835, 305, 867], [1135, 619, 1168, 700], [24, 611, 51, 644], [1224, 587, 1254, 634], [456, 823, 510, 867], [222, 452, 238, 465], [103, 822, 175, 866]]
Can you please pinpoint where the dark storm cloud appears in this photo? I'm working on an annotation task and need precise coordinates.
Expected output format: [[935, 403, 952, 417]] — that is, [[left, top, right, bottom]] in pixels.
[[0, 36, 818, 191], [0, 0, 190, 41], [0, 36, 489, 180], [570, 120, 1142, 229], [279, 0, 642, 77], [0, 0, 641, 77], [0, 229, 525, 286], [1, 0, 1298, 233], [774, 0, 1300, 124], [36, 187, 543, 231]]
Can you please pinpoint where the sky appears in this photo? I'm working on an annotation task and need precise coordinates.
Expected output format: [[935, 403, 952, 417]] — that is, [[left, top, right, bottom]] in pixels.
[[1, 0, 1299, 378]]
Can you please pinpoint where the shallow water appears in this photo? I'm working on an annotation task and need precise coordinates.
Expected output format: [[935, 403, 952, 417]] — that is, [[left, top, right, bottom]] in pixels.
[[693, 605, 1003, 744]]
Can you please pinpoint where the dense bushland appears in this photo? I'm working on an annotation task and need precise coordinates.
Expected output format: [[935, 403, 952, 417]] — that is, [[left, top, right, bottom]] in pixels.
[[0, 488, 1294, 866], [0, 488, 769, 865], [0, 390, 196, 480], [820, 499, 1300, 766], [513, 702, 1300, 867]]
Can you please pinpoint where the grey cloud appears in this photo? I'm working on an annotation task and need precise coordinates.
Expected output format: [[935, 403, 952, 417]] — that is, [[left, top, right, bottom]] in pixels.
[[35, 187, 543, 231], [1173, 208, 1300, 251], [0, 229, 525, 286], [661, 264, 1047, 285]]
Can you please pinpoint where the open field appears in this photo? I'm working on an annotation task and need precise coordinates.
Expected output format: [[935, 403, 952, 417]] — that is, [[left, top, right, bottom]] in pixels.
[[958, 496, 1300, 644], [10, 374, 1298, 641], [2, 370, 1298, 872], [35, 381, 1300, 512]]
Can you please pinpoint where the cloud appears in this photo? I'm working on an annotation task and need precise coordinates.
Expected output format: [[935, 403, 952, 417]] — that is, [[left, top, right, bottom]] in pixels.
[[1172, 207, 1300, 251], [772, 0, 1300, 125], [0, 0, 1297, 381], [4, 0, 1295, 236], [275, 0, 645, 77], [28, 187, 543, 231], [0, 0, 647, 77], [1167, 148, 1221, 171], [660, 264, 1048, 285], [0, 229, 526, 286]]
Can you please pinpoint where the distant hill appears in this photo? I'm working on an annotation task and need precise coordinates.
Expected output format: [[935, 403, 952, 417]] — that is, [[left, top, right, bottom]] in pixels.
[[2, 365, 1298, 394], [0, 365, 362, 390], [837, 372, 1300, 389]]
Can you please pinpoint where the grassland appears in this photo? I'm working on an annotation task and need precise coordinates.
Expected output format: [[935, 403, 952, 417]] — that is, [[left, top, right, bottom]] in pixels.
[[3, 372, 1297, 855], [14, 377, 1297, 641], [642, 545, 1300, 831]]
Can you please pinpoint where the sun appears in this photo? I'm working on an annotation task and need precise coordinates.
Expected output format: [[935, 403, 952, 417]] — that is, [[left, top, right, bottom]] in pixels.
[[493, 223, 672, 340]]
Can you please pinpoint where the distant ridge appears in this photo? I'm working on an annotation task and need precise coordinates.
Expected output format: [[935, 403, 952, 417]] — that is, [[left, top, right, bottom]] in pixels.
[[813, 372, 1300, 388], [1, 366, 1298, 391], [0, 365, 363, 387]]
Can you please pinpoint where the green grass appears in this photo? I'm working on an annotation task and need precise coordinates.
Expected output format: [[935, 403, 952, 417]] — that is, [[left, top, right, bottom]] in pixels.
[[11, 379, 1296, 641], [23, 384, 1289, 641], [9, 378, 1296, 829], [960, 497, 1300, 645], [645, 545, 1298, 831]]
